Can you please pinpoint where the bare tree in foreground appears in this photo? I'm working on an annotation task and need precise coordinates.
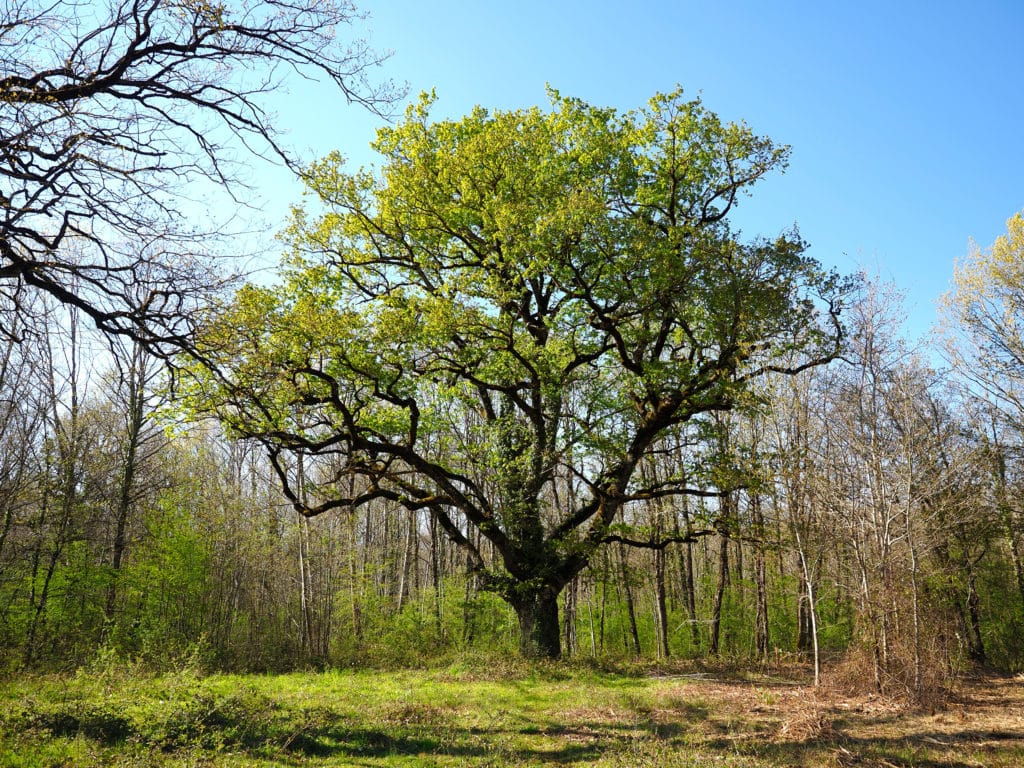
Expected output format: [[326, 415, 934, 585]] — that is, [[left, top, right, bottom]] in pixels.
[[1, 0, 395, 349]]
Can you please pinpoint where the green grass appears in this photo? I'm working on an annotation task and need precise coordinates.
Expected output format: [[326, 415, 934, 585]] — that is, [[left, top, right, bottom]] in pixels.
[[1, 660, 1022, 766]]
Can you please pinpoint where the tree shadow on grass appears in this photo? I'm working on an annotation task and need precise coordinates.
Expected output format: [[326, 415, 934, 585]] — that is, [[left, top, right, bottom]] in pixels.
[[252, 692, 714, 765], [283, 720, 628, 764], [729, 726, 1024, 768]]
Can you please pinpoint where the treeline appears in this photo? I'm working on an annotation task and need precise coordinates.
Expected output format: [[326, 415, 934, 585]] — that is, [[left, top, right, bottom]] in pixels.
[[1, 283, 1021, 699]]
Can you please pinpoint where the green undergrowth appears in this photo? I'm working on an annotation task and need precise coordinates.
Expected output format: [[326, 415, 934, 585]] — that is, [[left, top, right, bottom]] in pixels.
[[1, 657, 1021, 767]]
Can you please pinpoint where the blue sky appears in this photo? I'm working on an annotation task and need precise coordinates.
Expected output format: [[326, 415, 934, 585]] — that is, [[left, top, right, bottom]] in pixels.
[[257, 0, 1024, 341]]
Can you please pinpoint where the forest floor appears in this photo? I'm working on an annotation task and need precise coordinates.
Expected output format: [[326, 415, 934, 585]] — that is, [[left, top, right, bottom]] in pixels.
[[0, 660, 1022, 767]]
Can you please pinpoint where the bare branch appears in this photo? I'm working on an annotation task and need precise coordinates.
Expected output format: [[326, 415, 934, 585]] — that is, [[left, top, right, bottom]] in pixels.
[[1, 0, 398, 351]]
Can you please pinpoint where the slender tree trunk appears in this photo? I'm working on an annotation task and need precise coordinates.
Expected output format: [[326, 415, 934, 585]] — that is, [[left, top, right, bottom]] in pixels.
[[25, 541, 62, 665], [1007, 532, 1024, 612], [26, 450, 74, 665], [654, 547, 670, 659], [429, 511, 444, 638], [587, 581, 598, 657], [28, 320, 82, 664], [104, 343, 150, 631], [361, 503, 373, 597], [618, 542, 642, 655], [905, 501, 923, 701], [598, 550, 608, 653], [799, 548, 821, 687], [966, 562, 986, 664], [752, 495, 770, 662], [792, 508, 820, 685], [396, 509, 415, 612], [709, 531, 730, 656], [317, 519, 336, 660], [563, 576, 578, 657], [675, 502, 700, 651], [856, 553, 883, 692], [462, 533, 478, 646], [299, 517, 315, 656], [347, 509, 362, 641], [734, 536, 744, 606], [0, 335, 24, 566], [0, 500, 14, 570], [796, 567, 812, 653]]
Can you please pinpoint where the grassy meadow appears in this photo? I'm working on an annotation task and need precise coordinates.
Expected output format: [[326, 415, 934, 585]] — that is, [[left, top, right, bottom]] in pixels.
[[1, 659, 1022, 767]]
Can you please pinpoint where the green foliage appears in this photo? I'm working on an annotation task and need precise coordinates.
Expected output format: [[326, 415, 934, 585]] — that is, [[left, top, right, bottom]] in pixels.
[[194, 88, 844, 458], [107, 493, 214, 663], [976, 547, 1024, 671]]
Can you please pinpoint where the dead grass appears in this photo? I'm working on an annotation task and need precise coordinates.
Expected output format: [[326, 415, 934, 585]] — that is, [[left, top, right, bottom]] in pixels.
[[658, 670, 1024, 767]]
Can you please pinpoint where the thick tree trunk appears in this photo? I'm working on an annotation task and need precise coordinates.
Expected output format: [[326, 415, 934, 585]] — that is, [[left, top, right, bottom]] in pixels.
[[511, 586, 562, 658]]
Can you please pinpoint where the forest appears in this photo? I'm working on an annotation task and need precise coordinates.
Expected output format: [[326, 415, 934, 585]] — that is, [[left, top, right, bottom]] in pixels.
[[1, 0, 1023, 732], [2, 256, 1023, 698]]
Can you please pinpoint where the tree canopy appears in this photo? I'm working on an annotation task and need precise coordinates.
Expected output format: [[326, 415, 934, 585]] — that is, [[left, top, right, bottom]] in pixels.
[[187, 88, 851, 657], [944, 212, 1024, 420]]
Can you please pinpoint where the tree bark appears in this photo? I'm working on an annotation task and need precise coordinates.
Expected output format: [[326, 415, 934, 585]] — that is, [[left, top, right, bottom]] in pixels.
[[562, 576, 578, 657], [797, 544, 821, 686], [511, 586, 561, 658], [618, 542, 642, 655], [796, 568, 812, 654], [709, 530, 730, 656], [752, 495, 770, 662], [654, 547, 671, 659], [396, 509, 415, 612], [966, 563, 986, 664], [429, 511, 444, 638], [675, 507, 700, 651]]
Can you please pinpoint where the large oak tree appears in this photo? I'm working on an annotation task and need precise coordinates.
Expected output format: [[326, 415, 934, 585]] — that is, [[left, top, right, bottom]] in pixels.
[[189, 89, 850, 657]]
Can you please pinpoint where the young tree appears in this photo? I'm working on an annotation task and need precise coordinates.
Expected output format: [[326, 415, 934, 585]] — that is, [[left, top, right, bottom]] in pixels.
[[187, 89, 850, 657], [0, 0, 394, 348], [944, 212, 1024, 605], [944, 212, 1024, 401]]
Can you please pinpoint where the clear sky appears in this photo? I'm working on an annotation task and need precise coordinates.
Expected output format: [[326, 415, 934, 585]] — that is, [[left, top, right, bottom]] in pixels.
[[255, 0, 1024, 342]]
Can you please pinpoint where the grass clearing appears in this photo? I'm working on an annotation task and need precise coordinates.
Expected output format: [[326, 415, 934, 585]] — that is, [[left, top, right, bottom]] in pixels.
[[1, 662, 1022, 766]]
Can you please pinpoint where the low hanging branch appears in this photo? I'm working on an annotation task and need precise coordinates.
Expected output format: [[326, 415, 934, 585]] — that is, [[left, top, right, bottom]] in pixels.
[[603, 528, 719, 550]]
